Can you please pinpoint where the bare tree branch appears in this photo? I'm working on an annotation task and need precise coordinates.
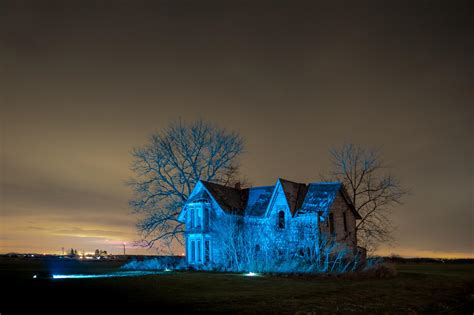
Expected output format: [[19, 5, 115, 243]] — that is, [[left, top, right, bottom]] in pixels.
[[128, 119, 244, 252], [324, 144, 408, 253]]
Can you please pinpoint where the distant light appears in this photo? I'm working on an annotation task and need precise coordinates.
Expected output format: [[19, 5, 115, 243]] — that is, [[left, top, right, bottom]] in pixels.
[[164, 268, 171, 272], [243, 272, 259, 277], [33, 275, 37, 279]]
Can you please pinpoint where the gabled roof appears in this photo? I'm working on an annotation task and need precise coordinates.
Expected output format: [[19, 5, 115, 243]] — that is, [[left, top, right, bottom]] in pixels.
[[244, 185, 274, 216], [189, 179, 361, 219], [279, 178, 308, 216], [187, 189, 211, 204], [299, 182, 341, 214], [200, 181, 246, 215]]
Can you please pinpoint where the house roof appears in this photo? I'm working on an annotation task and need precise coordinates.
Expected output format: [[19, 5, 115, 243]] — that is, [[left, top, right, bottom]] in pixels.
[[244, 185, 274, 216], [279, 178, 308, 216], [197, 179, 360, 218], [200, 181, 247, 215], [299, 182, 341, 214]]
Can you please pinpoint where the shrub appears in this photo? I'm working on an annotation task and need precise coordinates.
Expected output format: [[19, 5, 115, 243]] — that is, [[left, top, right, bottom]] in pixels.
[[121, 256, 185, 271], [362, 262, 398, 278]]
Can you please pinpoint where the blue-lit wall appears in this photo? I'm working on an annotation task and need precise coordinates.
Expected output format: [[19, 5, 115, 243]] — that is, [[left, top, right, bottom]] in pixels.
[[181, 181, 358, 272]]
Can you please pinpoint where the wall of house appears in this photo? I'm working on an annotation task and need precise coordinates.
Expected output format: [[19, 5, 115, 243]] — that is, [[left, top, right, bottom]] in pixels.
[[262, 185, 292, 249], [184, 187, 358, 269], [321, 191, 357, 248]]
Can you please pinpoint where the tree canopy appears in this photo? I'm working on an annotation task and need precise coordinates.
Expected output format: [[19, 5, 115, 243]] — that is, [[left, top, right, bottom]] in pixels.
[[129, 120, 244, 251]]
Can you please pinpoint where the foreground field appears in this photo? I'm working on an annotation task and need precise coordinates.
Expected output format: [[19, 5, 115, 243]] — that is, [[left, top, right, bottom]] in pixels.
[[1, 258, 473, 314]]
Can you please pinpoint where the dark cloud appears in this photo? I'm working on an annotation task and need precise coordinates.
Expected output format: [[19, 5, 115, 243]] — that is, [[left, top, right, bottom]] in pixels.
[[1, 0, 472, 256]]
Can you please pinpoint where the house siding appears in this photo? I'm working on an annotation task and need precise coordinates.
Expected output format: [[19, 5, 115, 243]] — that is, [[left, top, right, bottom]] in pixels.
[[324, 191, 357, 248]]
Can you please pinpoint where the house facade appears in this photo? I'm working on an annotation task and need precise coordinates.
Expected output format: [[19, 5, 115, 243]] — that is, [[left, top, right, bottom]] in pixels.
[[177, 178, 362, 269]]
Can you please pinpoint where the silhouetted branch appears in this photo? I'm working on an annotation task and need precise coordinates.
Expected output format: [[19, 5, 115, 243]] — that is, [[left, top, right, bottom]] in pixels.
[[128, 119, 244, 252], [325, 144, 408, 252]]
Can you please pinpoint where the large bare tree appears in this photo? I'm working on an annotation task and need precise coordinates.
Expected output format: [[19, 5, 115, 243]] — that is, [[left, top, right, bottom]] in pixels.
[[128, 120, 244, 251], [324, 144, 407, 252]]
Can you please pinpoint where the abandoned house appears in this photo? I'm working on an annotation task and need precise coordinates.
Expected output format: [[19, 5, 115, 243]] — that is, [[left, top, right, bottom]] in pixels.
[[177, 178, 362, 269]]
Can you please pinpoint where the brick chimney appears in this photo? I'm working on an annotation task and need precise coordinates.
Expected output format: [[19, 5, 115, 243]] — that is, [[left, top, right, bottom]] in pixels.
[[234, 182, 241, 190]]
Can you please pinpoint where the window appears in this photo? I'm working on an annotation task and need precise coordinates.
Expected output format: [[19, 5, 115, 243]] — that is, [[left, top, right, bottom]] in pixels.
[[197, 240, 202, 261], [202, 208, 207, 229], [298, 248, 305, 256], [203, 207, 211, 229], [190, 241, 195, 262], [205, 240, 210, 262], [329, 213, 335, 234], [278, 211, 285, 229], [190, 209, 195, 228], [343, 212, 348, 232], [255, 244, 260, 254], [195, 208, 200, 228], [207, 207, 211, 228]]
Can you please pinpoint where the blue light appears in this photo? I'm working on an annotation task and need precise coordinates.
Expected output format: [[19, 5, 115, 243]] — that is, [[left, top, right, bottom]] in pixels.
[[52, 271, 163, 279], [243, 272, 259, 277]]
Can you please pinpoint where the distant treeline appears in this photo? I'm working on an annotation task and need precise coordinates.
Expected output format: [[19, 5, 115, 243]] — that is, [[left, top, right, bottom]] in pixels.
[[378, 256, 474, 264], [0, 253, 183, 261]]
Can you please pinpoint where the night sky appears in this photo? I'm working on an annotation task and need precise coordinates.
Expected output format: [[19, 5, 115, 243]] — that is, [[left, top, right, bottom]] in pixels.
[[1, 1, 472, 257]]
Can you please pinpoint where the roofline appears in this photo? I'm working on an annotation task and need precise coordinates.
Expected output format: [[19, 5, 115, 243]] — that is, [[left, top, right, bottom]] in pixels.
[[179, 179, 363, 220], [338, 184, 362, 220], [308, 181, 342, 185]]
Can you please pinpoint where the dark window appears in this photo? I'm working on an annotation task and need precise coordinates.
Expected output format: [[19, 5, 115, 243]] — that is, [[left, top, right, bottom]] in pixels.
[[190, 241, 195, 262], [255, 244, 260, 254], [204, 240, 210, 262], [278, 211, 285, 229], [190, 209, 195, 228], [203, 208, 207, 229], [206, 208, 211, 228], [197, 240, 202, 261], [196, 209, 201, 228], [329, 213, 335, 234], [343, 212, 348, 232]]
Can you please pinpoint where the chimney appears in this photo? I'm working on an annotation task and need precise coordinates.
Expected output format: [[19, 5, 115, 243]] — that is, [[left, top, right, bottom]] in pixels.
[[234, 182, 241, 190]]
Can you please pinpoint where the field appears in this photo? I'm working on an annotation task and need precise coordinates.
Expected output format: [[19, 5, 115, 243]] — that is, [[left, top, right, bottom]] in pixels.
[[1, 257, 473, 314]]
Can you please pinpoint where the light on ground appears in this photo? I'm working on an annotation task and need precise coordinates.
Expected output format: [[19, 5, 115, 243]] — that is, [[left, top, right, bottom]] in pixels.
[[243, 272, 259, 277], [52, 271, 163, 279]]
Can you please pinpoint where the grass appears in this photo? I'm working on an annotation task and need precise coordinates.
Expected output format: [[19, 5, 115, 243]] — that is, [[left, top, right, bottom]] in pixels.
[[1, 258, 473, 314]]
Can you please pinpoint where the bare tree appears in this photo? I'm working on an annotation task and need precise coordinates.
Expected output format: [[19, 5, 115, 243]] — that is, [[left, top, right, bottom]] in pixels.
[[324, 144, 407, 253], [128, 120, 244, 250]]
